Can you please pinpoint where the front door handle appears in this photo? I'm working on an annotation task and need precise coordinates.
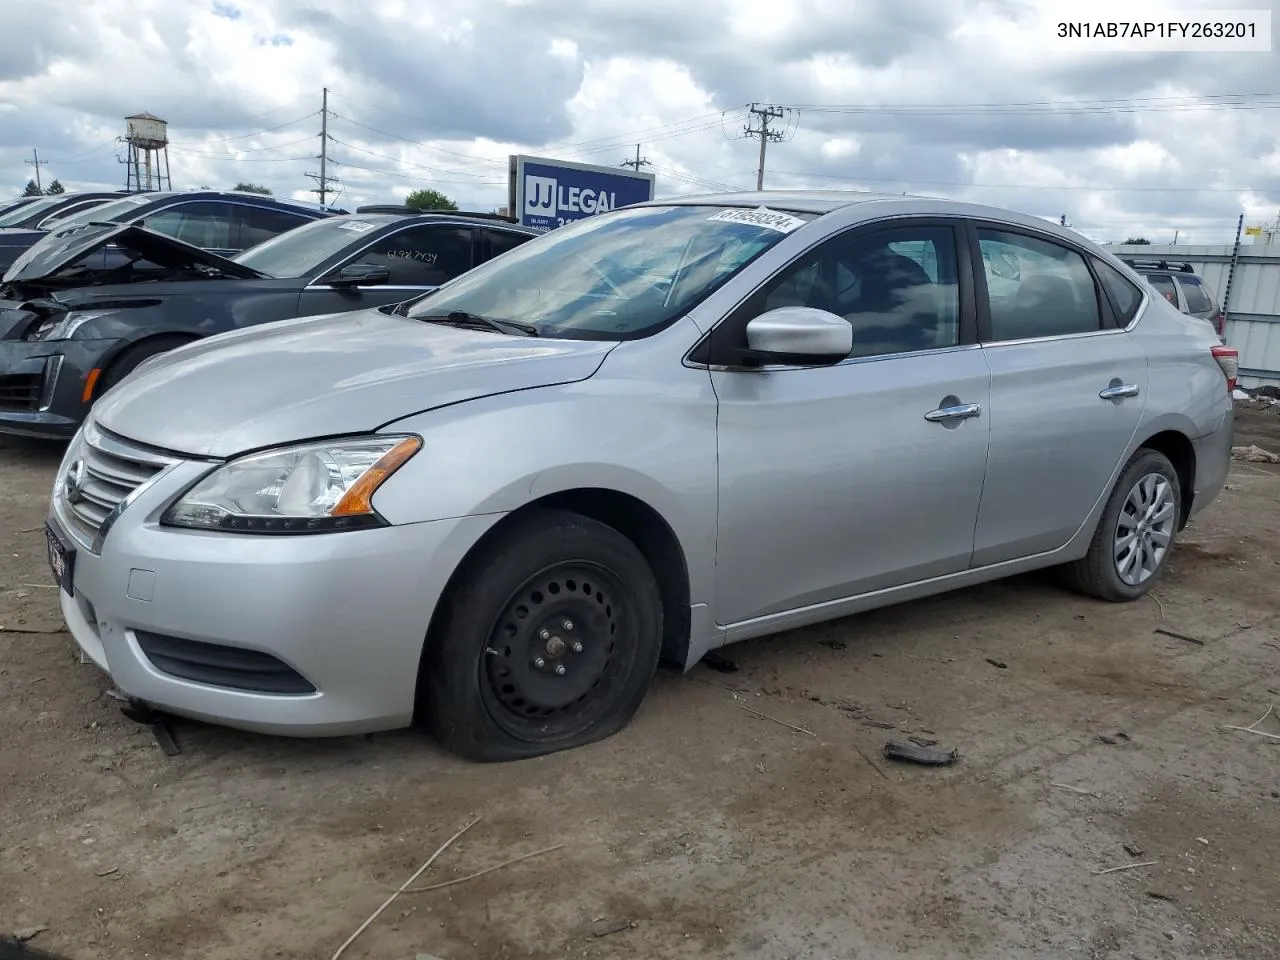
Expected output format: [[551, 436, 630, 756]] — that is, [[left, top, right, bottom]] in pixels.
[[924, 402, 982, 423], [1099, 383, 1140, 400]]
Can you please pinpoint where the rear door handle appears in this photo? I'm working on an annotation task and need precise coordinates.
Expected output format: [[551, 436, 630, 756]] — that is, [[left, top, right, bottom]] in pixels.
[[1099, 384, 1140, 400], [924, 402, 982, 423]]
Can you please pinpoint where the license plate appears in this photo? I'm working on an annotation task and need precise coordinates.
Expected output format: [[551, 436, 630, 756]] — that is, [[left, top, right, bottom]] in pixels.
[[45, 521, 75, 597]]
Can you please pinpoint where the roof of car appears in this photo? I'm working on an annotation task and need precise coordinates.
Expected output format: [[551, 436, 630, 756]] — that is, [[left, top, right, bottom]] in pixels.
[[115, 190, 339, 215], [648, 190, 1091, 241], [327, 212, 538, 232]]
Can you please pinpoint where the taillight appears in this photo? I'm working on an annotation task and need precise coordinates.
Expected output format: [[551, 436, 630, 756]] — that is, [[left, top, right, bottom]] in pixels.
[[1211, 344, 1238, 391]]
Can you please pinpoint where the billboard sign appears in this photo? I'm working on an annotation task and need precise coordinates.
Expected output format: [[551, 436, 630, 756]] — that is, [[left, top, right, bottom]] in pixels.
[[509, 155, 656, 234]]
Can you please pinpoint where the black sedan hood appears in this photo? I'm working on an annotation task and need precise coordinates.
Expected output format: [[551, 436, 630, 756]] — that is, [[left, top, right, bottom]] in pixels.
[[1, 222, 266, 286]]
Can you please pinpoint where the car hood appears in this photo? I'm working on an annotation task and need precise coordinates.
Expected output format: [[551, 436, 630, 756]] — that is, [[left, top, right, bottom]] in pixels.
[[1, 222, 264, 286], [92, 308, 617, 458]]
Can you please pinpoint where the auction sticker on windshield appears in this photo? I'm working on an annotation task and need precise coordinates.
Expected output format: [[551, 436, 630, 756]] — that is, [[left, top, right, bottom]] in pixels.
[[707, 207, 806, 233], [338, 221, 376, 233]]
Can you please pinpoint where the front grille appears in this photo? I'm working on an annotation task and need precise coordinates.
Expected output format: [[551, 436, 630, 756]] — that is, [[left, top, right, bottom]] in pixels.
[[59, 421, 178, 548], [135, 632, 317, 695], [0, 373, 41, 410]]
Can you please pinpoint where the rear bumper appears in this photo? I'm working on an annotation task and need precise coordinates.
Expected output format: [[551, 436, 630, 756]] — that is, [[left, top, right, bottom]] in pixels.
[[1189, 406, 1232, 519], [0, 338, 119, 438]]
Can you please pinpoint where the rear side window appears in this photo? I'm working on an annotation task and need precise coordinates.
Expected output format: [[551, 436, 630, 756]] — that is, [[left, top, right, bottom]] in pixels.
[[1177, 275, 1214, 314], [1145, 274, 1179, 308], [1093, 259, 1144, 324], [977, 229, 1101, 340], [485, 228, 531, 259]]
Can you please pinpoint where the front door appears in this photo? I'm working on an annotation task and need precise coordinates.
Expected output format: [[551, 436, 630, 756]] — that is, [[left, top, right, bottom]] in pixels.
[[969, 225, 1148, 566], [710, 220, 992, 626]]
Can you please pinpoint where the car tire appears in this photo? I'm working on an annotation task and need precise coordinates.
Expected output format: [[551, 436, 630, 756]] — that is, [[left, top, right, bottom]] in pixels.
[[420, 509, 662, 762], [97, 335, 196, 397], [1063, 448, 1182, 602]]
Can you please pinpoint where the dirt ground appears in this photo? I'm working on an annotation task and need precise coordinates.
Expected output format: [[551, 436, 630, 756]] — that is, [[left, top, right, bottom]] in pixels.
[[2, 404, 1279, 960]]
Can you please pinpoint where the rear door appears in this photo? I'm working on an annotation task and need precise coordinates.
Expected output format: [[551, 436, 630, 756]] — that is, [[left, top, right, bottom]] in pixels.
[[970, 224, 1148, 566], [298, 223, 478, 317]]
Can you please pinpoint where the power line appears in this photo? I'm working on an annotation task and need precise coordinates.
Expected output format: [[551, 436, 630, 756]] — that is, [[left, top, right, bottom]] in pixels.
[[327, 138, 502, 182], [764, 168, 1280, 194], [167, 134, 317, 159], [305, 87, 336, 207], [168, 110, 320, 146]]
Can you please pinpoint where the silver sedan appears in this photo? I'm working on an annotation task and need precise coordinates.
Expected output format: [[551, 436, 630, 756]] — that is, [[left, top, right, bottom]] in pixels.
[[44, 192, 1235, 760]]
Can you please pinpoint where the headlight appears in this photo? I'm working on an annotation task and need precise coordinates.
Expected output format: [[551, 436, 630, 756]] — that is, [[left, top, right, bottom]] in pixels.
[[161, 435, 421, 534], [29, 310, 115, 342]]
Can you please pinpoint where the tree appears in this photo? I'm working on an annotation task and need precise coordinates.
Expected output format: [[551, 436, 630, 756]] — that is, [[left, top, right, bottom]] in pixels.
[[404, 189, 457, 211], [22, 179, 42, 196], [45, 180, 65, 195], [233, 182, 272, 195], [1124, 237, 1151, 245]]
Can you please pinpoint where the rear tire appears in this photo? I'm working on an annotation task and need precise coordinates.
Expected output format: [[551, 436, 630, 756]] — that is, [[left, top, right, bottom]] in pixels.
[[420, 509, 662, 762], [97, 335, 196, 397], [1063, 448, 1181, 602]]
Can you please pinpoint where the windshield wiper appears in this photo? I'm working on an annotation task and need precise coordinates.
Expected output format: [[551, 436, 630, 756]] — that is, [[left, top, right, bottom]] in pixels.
[[416, 310, 538, 337]]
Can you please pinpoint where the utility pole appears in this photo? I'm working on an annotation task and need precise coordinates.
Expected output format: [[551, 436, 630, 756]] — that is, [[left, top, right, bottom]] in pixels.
[[306, 88, 339, 208], [744, 104, 785, 190], [1059, 213, 1070, 227], [621, 144, 650, 171], [26, 149, 48, 191]]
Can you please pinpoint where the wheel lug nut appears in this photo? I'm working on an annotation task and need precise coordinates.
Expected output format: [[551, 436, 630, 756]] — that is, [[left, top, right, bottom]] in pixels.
[[554, 664, 566, 676], [562, 619, 574, 631], [533, 657, 546, 669], [571, 641, 583, 654], [538, 628, 551, 641]]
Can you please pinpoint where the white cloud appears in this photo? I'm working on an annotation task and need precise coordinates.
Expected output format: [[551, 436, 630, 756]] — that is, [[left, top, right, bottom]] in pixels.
[[0, 0, 1275, 242]]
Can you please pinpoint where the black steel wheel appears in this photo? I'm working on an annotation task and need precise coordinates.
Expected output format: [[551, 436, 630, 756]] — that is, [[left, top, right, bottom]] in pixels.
[[420, 509, 662, 762]]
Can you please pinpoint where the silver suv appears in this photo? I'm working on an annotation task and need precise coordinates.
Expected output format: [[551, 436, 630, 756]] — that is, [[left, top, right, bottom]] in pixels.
[[45, 192, 1235, 761], [1122, 258, 1225, 336]]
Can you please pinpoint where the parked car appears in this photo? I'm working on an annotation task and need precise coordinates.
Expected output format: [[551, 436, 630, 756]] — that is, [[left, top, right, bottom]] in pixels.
[[0, 212, 537, 437], [1122, 258, 1225, 336], [0, 196, 45, 218], [0, 192, 128, 270], [44, 192, 1235, 761], [0, 190, 338, 275]]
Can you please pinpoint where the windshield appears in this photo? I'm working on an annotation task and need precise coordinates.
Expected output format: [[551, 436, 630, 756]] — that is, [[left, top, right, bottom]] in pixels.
[[407, 204, 810, 339], [0, 196, 63, 227], [234, 217, 380, 279], [43, 194, 153, 230]]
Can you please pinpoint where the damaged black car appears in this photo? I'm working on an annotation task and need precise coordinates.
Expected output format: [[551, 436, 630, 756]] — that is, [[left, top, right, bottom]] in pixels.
[[0, 211, 537, 438]]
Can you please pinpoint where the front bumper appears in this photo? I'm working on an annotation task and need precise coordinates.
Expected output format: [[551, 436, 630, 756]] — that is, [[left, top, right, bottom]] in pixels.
[[0, 338, 121, 438], [48, 449, 502, 736]]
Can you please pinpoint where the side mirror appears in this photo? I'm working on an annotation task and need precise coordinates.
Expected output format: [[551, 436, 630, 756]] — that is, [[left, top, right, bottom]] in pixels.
[[740, 307, 852, 366], [324, 263, 391, 288]]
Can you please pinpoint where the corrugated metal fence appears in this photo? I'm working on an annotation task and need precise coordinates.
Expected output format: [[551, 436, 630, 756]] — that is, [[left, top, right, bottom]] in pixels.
[[1111, 241, 1280, 388]]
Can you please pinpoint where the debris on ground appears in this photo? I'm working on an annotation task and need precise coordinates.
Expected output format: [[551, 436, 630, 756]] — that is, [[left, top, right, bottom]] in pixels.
[[1146, 890, 1175, 902], [819, 638, 848, 650], [415, 953, 448, 959], [984, 658, 1008, 669], [1231, 445, 1280, 463], [882, 741, 959, 765], [1095, 860, 1158, 875], [1155, 627, 1205, 646], [14, 926, 48, 942], [587, 919, 635, 938], [908, 736, 938, 748], [701, 652, 740, 674], [1124, 843, 1145, 857], [863, 720, 897, 730]]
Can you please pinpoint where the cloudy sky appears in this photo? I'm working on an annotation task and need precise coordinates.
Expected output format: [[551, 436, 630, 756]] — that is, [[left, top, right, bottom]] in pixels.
[[1, 0, 1276, 244]]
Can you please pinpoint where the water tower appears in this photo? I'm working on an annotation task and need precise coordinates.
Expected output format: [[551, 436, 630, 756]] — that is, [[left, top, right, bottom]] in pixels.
[[124, 112, 172, 192]]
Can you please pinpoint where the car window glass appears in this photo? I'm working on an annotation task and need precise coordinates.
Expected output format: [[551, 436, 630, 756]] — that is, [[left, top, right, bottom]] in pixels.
[[741, 225, 961, 358], [486, 228, 531, 259], [142, 202, 235, 250], [237, 206, 312, 249], [978, 230, 1101, 340], [1177, 275, 1213, 314], [35, 199, 109, 229], [1093, 259, 1144, 324], [1146, 274, 1179, 307], [0, 196, 63, 226], [356, 226, 474, 285]]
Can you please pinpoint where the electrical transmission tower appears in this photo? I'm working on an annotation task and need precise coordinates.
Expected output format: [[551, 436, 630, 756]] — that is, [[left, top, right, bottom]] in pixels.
[[305, 87, 339, 207], [743, 104, 787, 191], [621, 144, 650, 171]]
